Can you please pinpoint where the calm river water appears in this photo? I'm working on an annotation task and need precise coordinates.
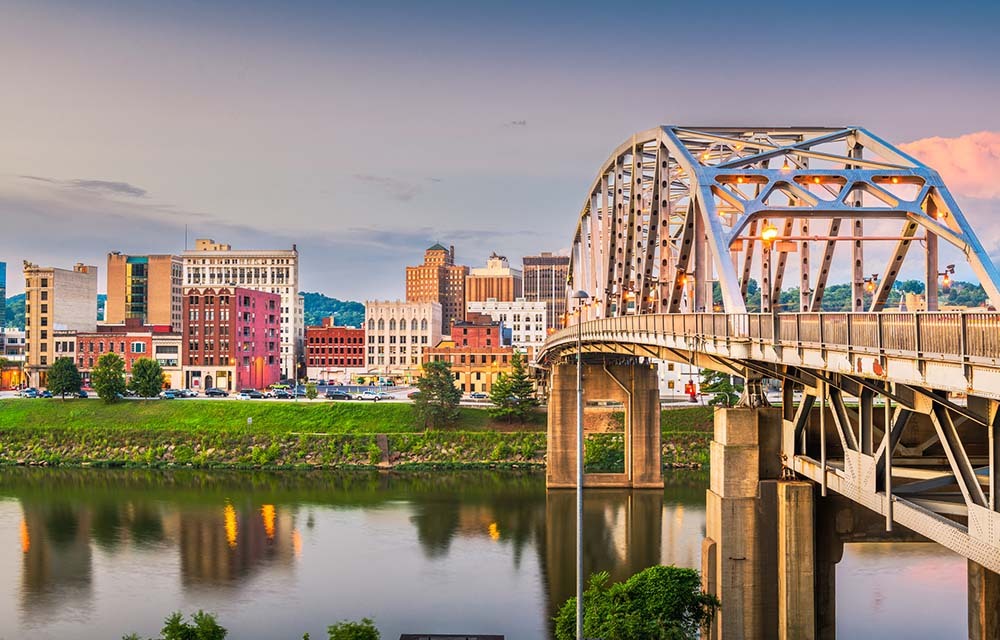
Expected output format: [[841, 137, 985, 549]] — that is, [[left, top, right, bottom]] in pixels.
[[0, 469, 968, 639]]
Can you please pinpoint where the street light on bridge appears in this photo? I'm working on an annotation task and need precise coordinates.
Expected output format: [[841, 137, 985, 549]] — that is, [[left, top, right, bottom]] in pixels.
[[570, 288, 589, 640]]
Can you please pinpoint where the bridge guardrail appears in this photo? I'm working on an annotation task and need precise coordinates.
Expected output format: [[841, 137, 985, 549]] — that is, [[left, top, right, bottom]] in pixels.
[[547, 311, 1000, 365]]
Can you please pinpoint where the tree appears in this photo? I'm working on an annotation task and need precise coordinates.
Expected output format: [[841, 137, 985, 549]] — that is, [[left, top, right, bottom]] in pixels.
[[129, 357, 165, 398], [47, 357, 82, 399], [122, 610, 227, 640], [413, 360, 462, 429], [92, 353, 127, 403], [489, 351, 538, 423], [554, 566, 719, 640], [305, 382, 318, 400], [327, 618, 380, 640], [701, 368, 742, 407]]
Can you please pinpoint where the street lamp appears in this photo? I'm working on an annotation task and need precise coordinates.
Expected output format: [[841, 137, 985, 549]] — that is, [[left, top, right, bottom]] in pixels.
[[570, 288, 589, 640]]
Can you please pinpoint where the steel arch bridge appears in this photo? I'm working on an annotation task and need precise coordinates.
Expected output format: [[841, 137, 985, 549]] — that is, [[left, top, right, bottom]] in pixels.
[[538, 125, 1000, 576]]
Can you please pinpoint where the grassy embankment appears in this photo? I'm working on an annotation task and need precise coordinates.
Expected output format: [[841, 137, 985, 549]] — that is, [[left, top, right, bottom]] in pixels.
[[0, 400, 712, 470]]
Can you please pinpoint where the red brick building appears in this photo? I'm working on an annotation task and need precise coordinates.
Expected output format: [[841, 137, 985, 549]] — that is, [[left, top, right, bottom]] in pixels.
[[451, 312, 504, 348], [76, 318, 182, 389], [182, 286, 281, 392], [422, 313, 514, 394], [305, 317, 365, 383]]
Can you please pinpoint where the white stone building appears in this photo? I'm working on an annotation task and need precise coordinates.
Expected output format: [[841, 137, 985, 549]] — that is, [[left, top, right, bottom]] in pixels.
[[466, 297, 546, 359], [182, 238, 303, 379], [365, 301, 442, 382]]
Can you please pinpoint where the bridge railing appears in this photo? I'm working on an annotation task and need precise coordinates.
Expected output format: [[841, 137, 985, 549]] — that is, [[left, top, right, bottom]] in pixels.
[[549, 311, 1000, 364]]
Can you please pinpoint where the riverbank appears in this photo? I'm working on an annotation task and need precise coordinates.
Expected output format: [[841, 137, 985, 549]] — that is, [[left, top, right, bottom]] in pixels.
[[0, 399, 711, 470]]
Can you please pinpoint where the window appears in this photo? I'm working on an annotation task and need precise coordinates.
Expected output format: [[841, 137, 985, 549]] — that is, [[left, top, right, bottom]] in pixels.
[[131, 342, 146, 354]]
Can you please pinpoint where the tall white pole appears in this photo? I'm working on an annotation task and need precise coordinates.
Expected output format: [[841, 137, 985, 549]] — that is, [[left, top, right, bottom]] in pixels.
[[576, 310, 584, 640]]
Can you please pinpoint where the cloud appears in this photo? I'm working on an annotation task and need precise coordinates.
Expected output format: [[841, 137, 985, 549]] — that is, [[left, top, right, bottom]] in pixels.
[[505, 120, 527, 127], [900, 131, 1000, 199], [352, 174, 424, 201], [19, 174, 148, 198]]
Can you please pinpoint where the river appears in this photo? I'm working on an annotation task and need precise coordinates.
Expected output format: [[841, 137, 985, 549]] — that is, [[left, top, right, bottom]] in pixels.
[[0, 468, 968, 639]]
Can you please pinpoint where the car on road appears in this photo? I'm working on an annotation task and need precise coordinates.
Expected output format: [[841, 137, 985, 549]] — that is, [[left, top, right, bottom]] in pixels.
[[239, 389, 264, 399], [159, 390, 179, 400], [77, 390, 89, 399], [204, 388, 229, 398], [407, 390, 421, 400], [325, 390, 351, 400], [235, 392, 252, 400], [268, 389, 293, 399], [469, 392, 488, 400], [19, 388, 39, 398], [176, 389, 198, 398], [39, 390, 53, 398], [356, 390, 392, 402]]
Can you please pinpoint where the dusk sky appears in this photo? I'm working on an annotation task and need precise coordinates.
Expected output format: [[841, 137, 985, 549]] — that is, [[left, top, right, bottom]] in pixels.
[[2, 0, 999, 298]]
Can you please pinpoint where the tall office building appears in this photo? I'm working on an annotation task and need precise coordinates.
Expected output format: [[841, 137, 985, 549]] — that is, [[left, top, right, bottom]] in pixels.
[[465, 253, 522, 305], [105, 253, 183, 330], [182, 239, 302, 379], [365, 300, 442, 382], [523, 252, 570, 329], [22, 262, 99, 387], [405, 244, 468, 334]]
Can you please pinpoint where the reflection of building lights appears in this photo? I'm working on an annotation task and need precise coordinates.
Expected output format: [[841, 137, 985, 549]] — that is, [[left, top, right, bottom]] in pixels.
[[224, 503, 238, 548], [292, 529, 302, 557], [261, 504, 276, 540], [488, 522, 500, 541], [20, 518, 29, 553]]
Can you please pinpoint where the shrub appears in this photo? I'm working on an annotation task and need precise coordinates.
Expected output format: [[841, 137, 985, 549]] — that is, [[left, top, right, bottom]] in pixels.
[[327, 617, 380, 640]]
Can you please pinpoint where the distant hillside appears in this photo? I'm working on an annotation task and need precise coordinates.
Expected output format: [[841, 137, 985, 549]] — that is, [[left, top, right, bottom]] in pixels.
[[4, 294, 105, 329], [302, 292, 365, 328]]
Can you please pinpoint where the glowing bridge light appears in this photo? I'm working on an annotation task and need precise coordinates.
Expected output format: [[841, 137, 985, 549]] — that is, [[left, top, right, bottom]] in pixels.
[[761, 223, 779, 246]]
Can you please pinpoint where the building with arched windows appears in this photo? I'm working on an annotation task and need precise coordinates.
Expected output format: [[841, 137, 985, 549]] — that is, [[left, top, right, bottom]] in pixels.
[[364, 301, 442, 382]]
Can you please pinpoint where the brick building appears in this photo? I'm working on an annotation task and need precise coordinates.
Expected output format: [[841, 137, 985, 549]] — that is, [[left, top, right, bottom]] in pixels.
[[465, 253, 522, 306], [422, 315, 514, 394], [76, 318, 182, 389], [182, 286, 281, 392], [305, 317, 366, 383], [406, 244, 468, 334]]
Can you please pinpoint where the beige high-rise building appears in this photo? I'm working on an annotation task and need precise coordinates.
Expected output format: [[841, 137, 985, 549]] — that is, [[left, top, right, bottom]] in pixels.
[[465, 253, 522, 306], [105, 253, 183, 330], [406, 243, 468, 334], [523, 252, 570, 329], [365, 300, 442, 382], [22, 262, 98, 387], [182, 239, 302, 379]]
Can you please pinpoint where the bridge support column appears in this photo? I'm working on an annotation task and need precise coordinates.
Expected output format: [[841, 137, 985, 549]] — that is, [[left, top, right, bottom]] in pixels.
[[702, 407, 781, 639], [777, 481, 816, 640], [968, 561, 1000, 640], [546, 361, 662, 489]]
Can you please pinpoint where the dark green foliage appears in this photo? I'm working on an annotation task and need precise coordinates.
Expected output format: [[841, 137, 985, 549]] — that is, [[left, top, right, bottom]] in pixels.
[[5, 293, 105, 328], [130, 358, 165, 398], [123, 610, 227, 640], [413, 360, 462, 429], [305, 383, 318, 400], [47, 357, 82, 399], [92, 353, 127, 403], [301, 292, 365, 328], [489, 351, 538, 422], [327, 617, 380, 640], [700, 369, 742, 407], [554, 566, 719, 640]]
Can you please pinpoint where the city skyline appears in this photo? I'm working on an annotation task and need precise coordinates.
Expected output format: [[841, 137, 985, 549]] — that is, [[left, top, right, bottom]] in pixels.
[[2, 0, 1000, 300]]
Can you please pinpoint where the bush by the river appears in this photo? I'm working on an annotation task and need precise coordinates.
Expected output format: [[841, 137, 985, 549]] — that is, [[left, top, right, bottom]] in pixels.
[[554, 565, 719, 640], [122, 612, 381, 640]]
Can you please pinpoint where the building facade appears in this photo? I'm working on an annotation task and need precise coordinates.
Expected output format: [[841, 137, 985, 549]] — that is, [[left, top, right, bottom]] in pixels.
[[364, 301, 442, 382], [182, 286, 281, 392], [465, 253, 522, 306], [106, 253, 183, 330], [76, 319, 182, 389], [182, 239, 302, 380], [305, 317, 366, 383], [0, 261, 6, 336], [466, 297, 546, 358], [22, 262, 98, 387], [423, 316, 514, 394], [523, 252, 570, 329], [406, 243, 468, 334]]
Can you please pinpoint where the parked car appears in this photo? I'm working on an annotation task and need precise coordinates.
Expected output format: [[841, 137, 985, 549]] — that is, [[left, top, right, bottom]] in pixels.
[[356, 390, 392, 402], [159, 390, 179, 400], [177, 389, 198, 398], [77, 390, 89, 399], [239, 389, 264, 399], [235, 392, 252, 400], [204, 388, 229, 398], [19, 388, 39, 398], [407, 390, 421, 400], [469, 392, 488, 400], [325, 390, 351, 400], [39, 390, 53, 398], [268, 389, 293, 399]]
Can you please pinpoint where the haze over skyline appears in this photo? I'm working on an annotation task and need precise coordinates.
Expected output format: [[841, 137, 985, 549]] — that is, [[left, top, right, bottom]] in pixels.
[[2, 0, 999, 298]]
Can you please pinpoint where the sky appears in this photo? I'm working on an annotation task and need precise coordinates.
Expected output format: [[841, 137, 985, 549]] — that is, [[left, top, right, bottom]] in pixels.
[[2, 0, 999, 299]]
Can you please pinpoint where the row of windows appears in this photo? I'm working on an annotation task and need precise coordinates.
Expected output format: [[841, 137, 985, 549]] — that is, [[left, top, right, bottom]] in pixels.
[[78, 341, 147, 354], [430, 354, 509, 364], [367, 318, 430, 331], [307, 335, 363, 344], [306, 347, 363, 355], [368, 356, 420, 366], [307, 357, 364, 366]]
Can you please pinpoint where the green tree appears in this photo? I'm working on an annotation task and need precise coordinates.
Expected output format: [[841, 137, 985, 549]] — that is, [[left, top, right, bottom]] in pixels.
[[489, 351, 538, 423], [701, 369, 742, 407], [129, 357, 165, 398], [327, 617, 380, 640], [92, 352, 127, 403], [122, 610, 227, 640], [413, 360, 462, 428], [305, 382, 318, 400], [47, 357, 82, 399], [554, 566, 719, 640]]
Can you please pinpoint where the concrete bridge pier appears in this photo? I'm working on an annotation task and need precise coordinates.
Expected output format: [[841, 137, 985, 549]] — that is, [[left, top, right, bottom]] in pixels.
[[969, 561, 1000, 640], [545, 360, 662, 489]]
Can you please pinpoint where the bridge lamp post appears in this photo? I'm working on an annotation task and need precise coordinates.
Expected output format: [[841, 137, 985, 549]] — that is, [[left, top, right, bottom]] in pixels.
[[571, 288, 590, 640]]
